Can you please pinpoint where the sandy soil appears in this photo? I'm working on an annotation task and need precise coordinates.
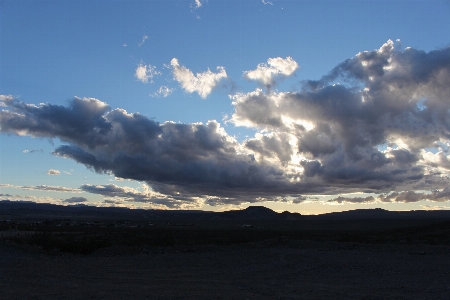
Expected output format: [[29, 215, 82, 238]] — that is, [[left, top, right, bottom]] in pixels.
[[1, 239, 449, 300]]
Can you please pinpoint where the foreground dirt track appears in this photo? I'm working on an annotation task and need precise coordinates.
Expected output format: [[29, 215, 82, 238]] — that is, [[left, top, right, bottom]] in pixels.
[[2, 238, 450, 300]]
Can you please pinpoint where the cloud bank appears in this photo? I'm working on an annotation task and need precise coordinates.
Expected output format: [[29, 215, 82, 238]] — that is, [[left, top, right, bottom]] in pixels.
[[2, 41, 450, 208]]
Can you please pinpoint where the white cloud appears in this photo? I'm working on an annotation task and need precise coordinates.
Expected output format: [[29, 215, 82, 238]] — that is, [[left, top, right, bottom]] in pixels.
[[243, 56, 299, 88], [23, 149, 43, 154], [138, 34, 148, 47], [170, 58, 227, 99], [262, 0, 273, 5], [47, 169, 61, 175], [135, 63, 161, 83], [0, 94, 15, 107], [192, 0, 202, 9], [151, 86, 174, 98]]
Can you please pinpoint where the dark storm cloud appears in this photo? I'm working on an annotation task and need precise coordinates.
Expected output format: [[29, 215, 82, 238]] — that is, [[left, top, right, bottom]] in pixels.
[[0, 97, 111, 148], [41, 112, 293, 199], [2, 41, 450, 206]]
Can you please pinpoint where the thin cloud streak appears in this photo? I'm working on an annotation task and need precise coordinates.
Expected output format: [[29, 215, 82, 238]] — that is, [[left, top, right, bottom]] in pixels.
[[0, 183, 81, 193]]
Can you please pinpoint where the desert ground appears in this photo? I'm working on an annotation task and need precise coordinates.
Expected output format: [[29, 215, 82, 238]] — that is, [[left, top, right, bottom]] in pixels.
[[1, 219, 450, 299]]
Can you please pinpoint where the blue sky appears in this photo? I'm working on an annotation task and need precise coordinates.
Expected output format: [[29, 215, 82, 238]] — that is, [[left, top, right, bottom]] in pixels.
[[1, 0, 450, 214]]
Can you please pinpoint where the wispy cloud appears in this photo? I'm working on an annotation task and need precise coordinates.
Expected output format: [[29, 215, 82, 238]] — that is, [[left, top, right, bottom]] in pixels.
[[150, 86, 174, 98], [138, 34, 148, 47]]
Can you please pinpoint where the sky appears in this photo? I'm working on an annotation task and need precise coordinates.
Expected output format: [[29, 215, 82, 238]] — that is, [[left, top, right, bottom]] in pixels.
[[1, 0, 450, 214]]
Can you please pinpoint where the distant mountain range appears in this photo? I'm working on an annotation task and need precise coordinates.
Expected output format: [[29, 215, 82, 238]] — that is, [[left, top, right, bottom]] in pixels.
[[1, 200, 450, 221]]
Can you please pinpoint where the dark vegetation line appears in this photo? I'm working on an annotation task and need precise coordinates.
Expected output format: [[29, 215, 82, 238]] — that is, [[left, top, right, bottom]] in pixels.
[[2, 203, 450, 254], [2, 219, 450, 255]]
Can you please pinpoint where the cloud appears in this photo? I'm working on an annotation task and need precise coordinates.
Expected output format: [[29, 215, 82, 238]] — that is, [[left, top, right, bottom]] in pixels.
[[63, 196, 88, 203], [135, 63, 161, 83], [328, 195, 376, 204], [170, 58, 227, 98], [231, 41, 450, 193], [2, 196, 63, 205], [329, 187, 450, 204], [1, 183, 81, 193], [2, 41, 450, 206], [243, 57, 298, 89], [81, 183, 203, 209], [47, 169, 61, 175], [23, 149, 43, 154], [81, 184, 147, 199], [377, 188, 450, 203], [262, 0, 273, 5], [421, 204, 450, 210], [0, 96, 301, 203], [0, 95, 15, 107], [151, 86, 174, 98], [103, 199, 124, 205], [191, 0, 202, 9], [138, 34, 148, 47]]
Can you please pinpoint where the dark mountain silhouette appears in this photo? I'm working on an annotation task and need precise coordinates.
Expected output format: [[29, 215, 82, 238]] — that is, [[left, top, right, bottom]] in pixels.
[[1, 200, 450, 221], [221, 206, 280, 220]]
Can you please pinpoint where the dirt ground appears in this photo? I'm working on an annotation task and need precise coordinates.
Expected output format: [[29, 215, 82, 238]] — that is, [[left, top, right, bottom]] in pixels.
[[1, 238, 450, 300]]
